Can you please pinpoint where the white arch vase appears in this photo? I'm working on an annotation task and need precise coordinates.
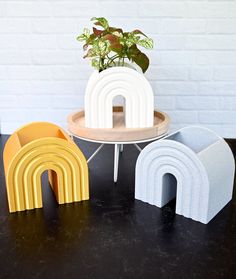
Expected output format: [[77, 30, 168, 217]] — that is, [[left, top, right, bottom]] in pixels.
[[135, 126, 235, 224], [84, 67, 154, 128]]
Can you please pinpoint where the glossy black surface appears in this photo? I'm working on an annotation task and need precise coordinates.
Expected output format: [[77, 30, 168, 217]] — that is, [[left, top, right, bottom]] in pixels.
[[0, 135, 236, 279]]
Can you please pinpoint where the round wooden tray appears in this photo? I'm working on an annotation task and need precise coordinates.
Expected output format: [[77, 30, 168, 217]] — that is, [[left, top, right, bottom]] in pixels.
[[67, 106, 170, 143]]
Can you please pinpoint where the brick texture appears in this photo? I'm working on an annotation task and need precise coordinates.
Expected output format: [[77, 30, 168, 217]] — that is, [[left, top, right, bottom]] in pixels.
[[0, 0, 236, 137]]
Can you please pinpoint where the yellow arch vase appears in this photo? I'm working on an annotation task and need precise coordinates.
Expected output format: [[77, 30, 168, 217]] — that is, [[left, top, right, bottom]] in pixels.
[[3, 122, 89, 213]]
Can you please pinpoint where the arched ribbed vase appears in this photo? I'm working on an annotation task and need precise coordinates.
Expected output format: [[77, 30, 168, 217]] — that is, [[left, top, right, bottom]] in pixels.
[[3, 122, 89, 213], [84, 67, 154, 128], [135, 126, 235, 224]]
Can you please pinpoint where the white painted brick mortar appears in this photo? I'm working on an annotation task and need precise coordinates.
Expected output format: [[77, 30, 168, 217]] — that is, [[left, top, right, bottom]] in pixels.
[[0, 0, 236, 137]]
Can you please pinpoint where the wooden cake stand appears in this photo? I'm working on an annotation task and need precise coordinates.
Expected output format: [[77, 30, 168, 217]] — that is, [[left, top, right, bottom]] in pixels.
[[67, 107, 170, 182]]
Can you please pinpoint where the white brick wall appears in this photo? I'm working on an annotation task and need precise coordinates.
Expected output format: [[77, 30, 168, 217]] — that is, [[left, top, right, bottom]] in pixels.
[[0, 0, 236, 137]]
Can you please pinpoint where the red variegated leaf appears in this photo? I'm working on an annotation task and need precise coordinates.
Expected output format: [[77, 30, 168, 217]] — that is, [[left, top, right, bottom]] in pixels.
[[110, 43, 123, 55], [126, 44, 139, 60], [93, 27, 103, 37], [104, 34, 123, 54], [133, 51, 149, 73], [109, 27, 123, 34], [127, 45, 149, 73], [103, 34, 118, 44], [132, 29, 148, 37]]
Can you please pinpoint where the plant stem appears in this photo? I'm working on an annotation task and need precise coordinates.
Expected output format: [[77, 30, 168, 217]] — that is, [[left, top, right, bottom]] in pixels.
[[106, 54, 120, 68], [108, 54, 118, 61], [101, 57, 105, 70], [99, 58, 102, 71]]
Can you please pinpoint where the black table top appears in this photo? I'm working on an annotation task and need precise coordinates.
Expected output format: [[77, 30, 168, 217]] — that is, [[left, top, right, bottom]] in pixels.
[[0, 135, 236, 279]]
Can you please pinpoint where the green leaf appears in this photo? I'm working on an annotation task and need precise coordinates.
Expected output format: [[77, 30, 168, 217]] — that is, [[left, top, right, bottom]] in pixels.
[[137, 38, 154, 49], [83, 28, 90, 37], [91, 58, 100, 69], [125, 32, 140, 47], [112, 31, 123, 38], [77, 17, 153, 72], [84, 33, 96, 46], [76, 34, 87, 42], [83, 48, 96, 58], [92, 39, 111, 57], [76, 28, 90, 42], [91, 17, 109, 30], [83, 44, 88, 51]]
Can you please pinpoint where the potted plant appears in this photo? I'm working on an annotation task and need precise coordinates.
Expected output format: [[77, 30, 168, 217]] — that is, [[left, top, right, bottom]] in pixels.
[[77, 17, 154, 73], [77, 17, 155, 129]]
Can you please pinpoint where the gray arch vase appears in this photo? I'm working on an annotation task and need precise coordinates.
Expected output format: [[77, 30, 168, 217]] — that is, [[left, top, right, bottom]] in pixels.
[[135, 126, 235, 224]]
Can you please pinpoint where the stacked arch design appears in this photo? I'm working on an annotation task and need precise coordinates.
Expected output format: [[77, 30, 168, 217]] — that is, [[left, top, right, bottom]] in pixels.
[[3, 122, 89, 213], [135, 126, 235, 224], [85, 66, 154, 128]]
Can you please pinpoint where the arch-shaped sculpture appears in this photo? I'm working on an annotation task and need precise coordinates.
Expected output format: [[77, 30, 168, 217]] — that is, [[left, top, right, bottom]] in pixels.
[[3, 122, 89, 213], [135, 126, 235, 224], [85, 67, 154, 128]]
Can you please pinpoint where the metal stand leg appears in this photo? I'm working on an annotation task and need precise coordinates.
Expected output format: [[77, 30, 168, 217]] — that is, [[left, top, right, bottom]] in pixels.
[[133, 143, 142, 152], [114, 144, 120, 183], [87, 144, 105, 163], [120, 144, 123, 153]]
